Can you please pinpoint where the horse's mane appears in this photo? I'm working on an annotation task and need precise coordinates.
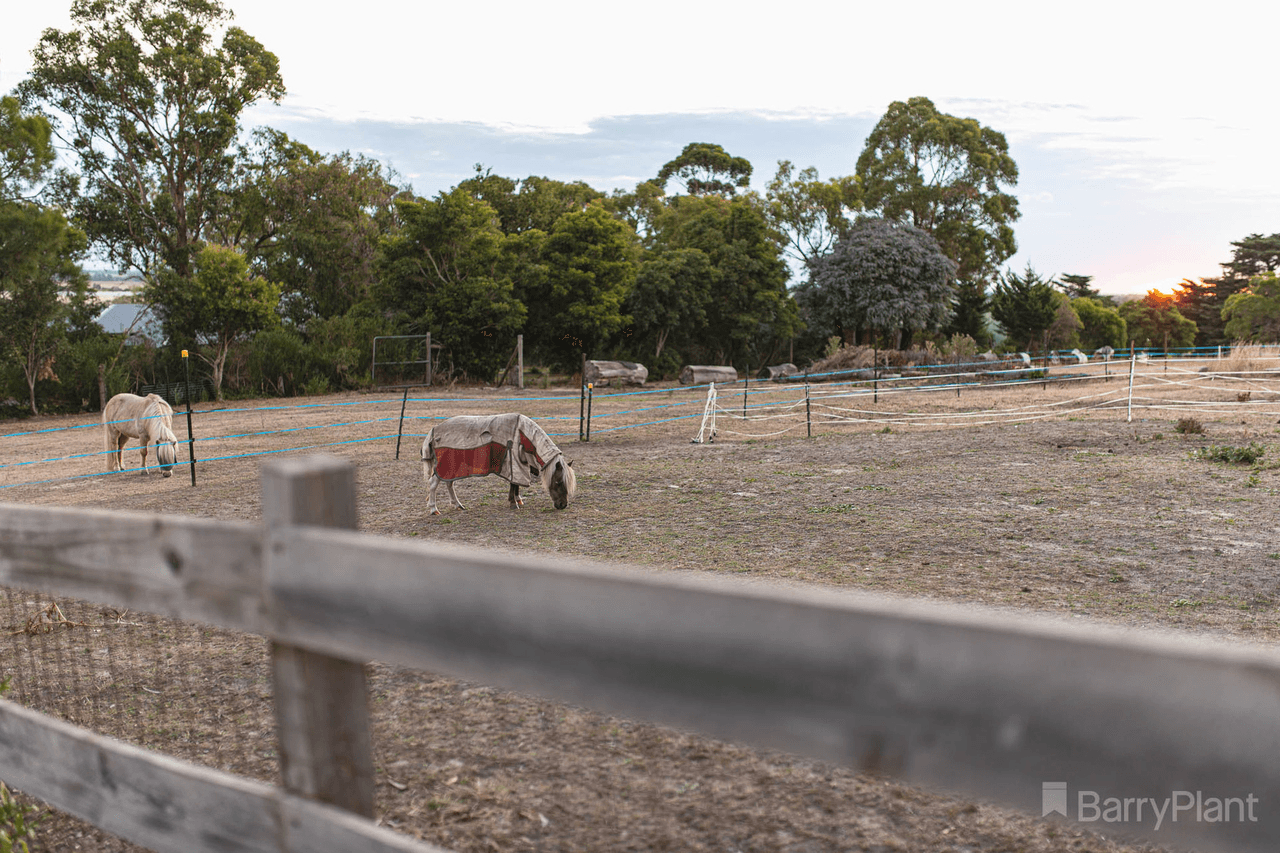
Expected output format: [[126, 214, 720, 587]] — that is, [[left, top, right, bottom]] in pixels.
[[538, 452, 576, 497]]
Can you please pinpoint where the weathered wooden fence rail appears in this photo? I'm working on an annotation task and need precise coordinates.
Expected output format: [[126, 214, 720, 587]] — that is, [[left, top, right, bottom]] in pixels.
[[2, 454, 1279, 852]]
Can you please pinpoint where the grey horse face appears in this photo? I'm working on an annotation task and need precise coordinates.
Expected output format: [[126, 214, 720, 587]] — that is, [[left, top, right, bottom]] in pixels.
[[157, 441, 177, 478], [548, 461, 570, 509]]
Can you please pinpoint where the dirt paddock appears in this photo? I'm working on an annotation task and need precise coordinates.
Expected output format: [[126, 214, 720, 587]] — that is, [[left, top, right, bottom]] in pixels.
[[4, 373, 1279, 852]]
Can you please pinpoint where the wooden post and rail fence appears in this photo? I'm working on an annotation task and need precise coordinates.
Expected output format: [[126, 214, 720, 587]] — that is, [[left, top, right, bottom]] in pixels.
[[2, 455, 1280, 852]]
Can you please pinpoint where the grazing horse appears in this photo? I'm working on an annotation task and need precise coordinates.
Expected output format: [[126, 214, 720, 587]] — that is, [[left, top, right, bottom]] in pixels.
[[103, 392, 179, 478], [421, 413, 575, 515]]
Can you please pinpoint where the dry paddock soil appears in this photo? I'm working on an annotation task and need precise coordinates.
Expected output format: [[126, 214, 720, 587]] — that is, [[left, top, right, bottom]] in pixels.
[[4, 373, 1280, 853]]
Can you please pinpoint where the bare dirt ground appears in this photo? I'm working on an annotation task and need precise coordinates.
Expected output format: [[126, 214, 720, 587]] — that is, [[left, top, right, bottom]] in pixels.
[[5, 370, 1279, 852]]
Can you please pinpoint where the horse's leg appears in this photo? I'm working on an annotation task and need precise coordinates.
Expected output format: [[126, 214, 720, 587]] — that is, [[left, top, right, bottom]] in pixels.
[[106, 429, 120, 472], [115, 434, 128, 472], [508, 483, 524, 508], [427, 473, 444, 515], [139, 440, 150, 474], [445, 479, 466, 510]]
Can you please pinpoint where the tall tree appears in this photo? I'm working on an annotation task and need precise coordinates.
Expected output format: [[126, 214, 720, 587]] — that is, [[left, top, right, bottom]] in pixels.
[[18, 0, 285, 279], [0, 95, 56, 202], [374, 188, 527, 381], [947, 281, 991, 349], [655, 143, 752, 197], [0, 203, 90, 414], [524, 205, 638, 370], [145, 243, 281, 398], [801, 217, 957, 349], [1072, 297, 1127, 351], [764, 160, 861, 268], [990, 264, 1058, 351], [624, 247, 712, 362], [649, 194, 799, 368], [1183, 234, 1280, 345], [856, 97, 1019, 285], [458, 166, 604, 235], [1118, 291, 1196, 351], [1222, 273, 1280, 342], [223, 129, 403, 323], [1058, 273, 1106, 301], [0, 95, 89, 414]]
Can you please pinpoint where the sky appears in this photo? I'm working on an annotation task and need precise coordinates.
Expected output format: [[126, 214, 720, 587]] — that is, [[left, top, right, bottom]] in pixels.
[[3, 0, 1277, 295]]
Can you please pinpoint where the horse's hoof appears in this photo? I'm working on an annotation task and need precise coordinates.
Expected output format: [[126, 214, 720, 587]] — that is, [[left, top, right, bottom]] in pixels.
[[430, 509, 442, 516]]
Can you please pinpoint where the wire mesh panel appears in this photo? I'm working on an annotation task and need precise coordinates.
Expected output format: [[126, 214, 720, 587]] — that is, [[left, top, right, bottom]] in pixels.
[[1, 584, 278, 852]]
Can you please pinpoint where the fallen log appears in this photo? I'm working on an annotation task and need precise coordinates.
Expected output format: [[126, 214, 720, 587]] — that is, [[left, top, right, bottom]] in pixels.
[[584, 360, 648, 386], [680, 365, 738, 385]]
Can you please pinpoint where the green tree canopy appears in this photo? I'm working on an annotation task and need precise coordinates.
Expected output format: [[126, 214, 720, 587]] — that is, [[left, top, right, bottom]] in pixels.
[[523, 205, 638, 371], [655, 143, 752, 197], [146, 243, 281, 398], [374, 188, 527, 381], [990, 264, 1059, 351], [856, 97, 1019, 287], [18, 0, 285, 279], [1118, 291, 1196, 350], [1222, 273, 1280, 342], [647, 193, 799, 368], [764, 160, 861, 268], [625, 247, 713, 363], [224, 129, 403, 323], [1182, 234, 1280, 345], [458, 166, 605, 235], [0, 202, 90, 414], [801, 217, 957, 349], [1072, 297, 1127, 351], [0, 95, 56, 202]]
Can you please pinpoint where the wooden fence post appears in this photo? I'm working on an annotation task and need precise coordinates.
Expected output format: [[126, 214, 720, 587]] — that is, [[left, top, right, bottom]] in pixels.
[[261, 455, 375, 818]]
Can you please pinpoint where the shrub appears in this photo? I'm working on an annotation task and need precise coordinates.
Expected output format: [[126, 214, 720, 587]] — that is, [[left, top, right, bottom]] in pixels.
[[1193, 443, 1266, 465], [1175, 417, 1204, 434]]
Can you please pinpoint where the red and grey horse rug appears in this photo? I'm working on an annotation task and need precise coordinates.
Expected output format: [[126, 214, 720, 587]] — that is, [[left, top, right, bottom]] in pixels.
[[421, 413, 575, 514]]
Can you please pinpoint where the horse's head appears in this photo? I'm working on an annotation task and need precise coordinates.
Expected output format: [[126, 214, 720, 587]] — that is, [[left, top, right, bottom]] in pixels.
[[156, 438, 177, 478], [545, 457, 576, 510]]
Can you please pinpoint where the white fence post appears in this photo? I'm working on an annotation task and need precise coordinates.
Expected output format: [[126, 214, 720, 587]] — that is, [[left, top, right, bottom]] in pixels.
[[261, 455, 376, 818]]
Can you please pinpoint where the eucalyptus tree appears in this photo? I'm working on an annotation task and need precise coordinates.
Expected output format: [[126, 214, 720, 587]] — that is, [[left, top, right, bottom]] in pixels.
[[18, 0, 285, 280], [857, 97, 1019, 342], [222, 129, 404, 324], [655, 142, 753, 197], [0, 96, 56, 202], [764, 160, 861, 269]]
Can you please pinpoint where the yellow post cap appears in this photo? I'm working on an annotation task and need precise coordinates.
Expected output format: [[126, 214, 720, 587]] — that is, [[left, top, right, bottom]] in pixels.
[[181, 350, 188, 358]]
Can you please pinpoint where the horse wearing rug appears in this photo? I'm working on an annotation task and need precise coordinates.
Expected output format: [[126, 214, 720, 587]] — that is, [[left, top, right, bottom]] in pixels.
[[103, 392, 179, 478], [421, 413, 575, 515]]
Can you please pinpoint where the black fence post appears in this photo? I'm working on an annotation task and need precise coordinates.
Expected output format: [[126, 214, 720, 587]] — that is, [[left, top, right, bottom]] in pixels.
[[394, 387, 409, 460], [585, 383, 594, 442], [804, 370, 811, 438], [181, 350, 196, 486]]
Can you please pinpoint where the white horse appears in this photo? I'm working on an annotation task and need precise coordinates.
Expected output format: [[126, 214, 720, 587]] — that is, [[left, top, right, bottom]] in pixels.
[[103, 392, 179, 478], [421, 413, 576, 515]]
